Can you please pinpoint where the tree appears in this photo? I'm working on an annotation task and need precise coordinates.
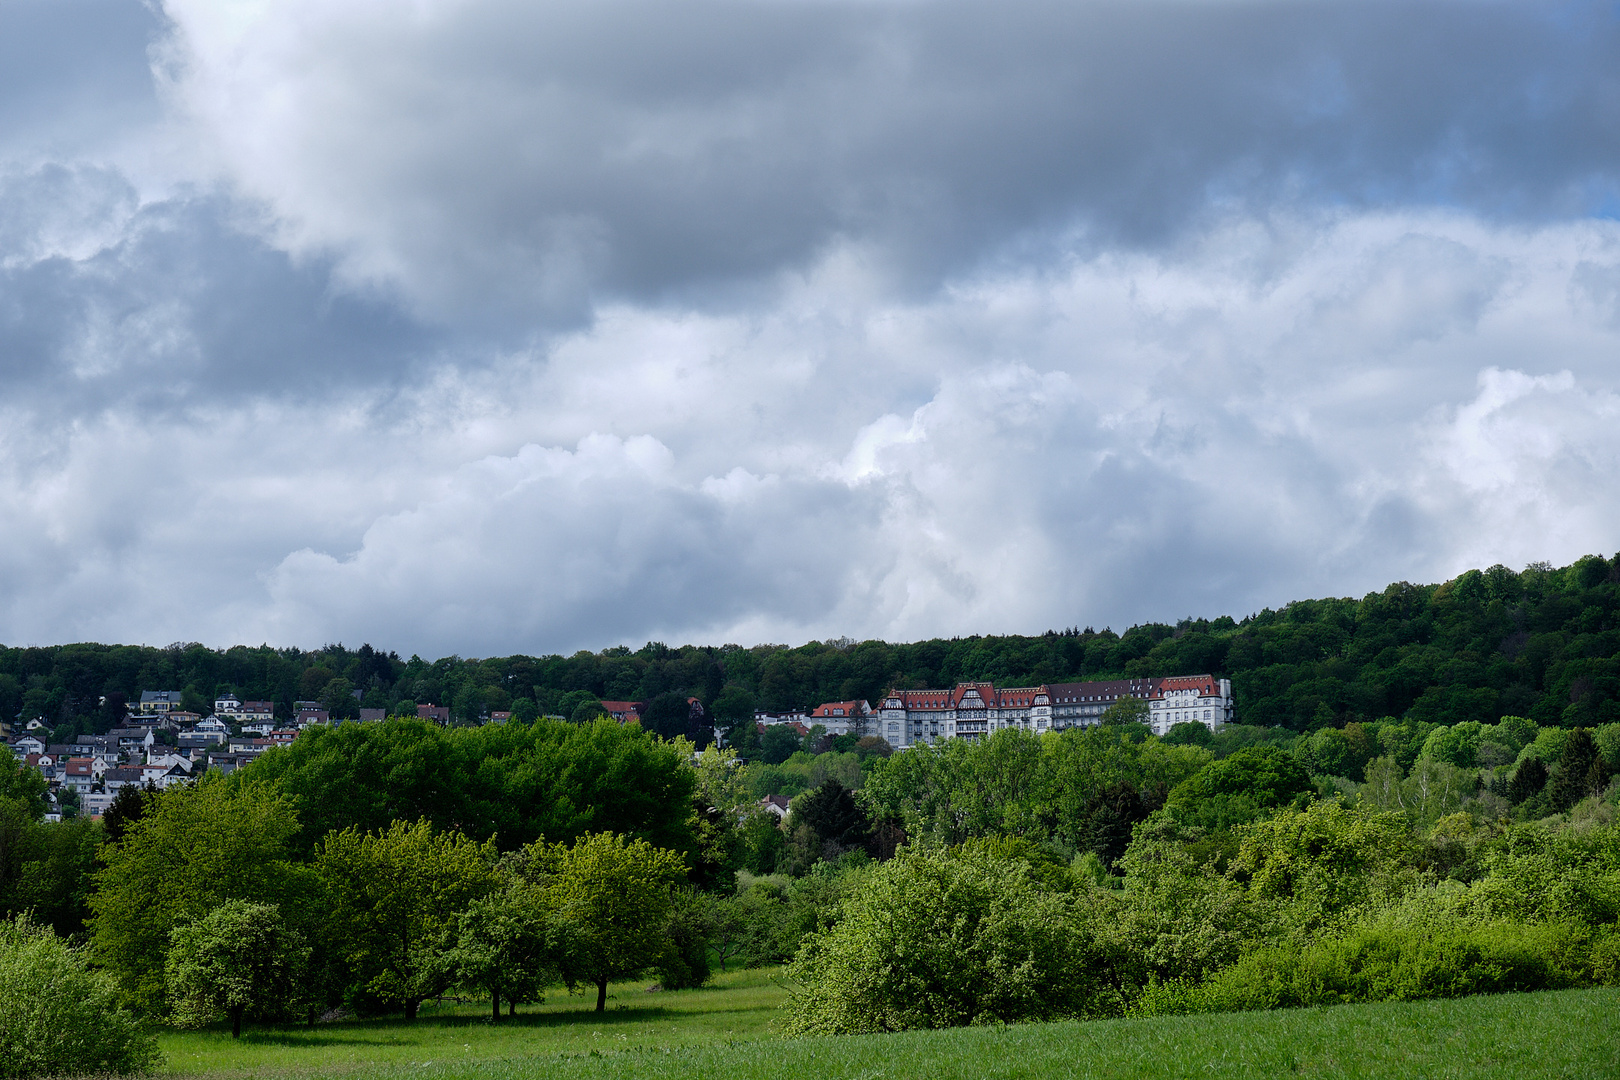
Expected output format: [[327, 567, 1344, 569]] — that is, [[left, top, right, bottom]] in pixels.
[[793, 780, 870, 855], [710, 685, 757, 748], [5, 815, 101, 936], [641, 692, 693, 740], [656, 886, 714, 990], [1163, 746, 1313, 831], [1101, 696, 1150, 725], [101, 783, 156, 847], [90, 777, 309, 1013], [0, 750, 48, 821], [451, 886, 560, 1021], [781, 845, 1104, 1034], [1509, 756, 1550, 804], [317, 819, 499, 1020], [532, 832, 686, 1011], [166, 900, 309, 1038], [760, 725, 801, 765], [1549, 728, 1609, 812], [0, 914, 161, 1078]]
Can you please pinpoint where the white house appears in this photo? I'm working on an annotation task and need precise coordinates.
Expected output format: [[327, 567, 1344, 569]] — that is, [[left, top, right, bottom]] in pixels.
[[874, 675, 1233, 750]]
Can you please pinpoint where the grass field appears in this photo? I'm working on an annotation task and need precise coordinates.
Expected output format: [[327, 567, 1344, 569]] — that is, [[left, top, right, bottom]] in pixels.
[[158, 972, 1620, 1080]]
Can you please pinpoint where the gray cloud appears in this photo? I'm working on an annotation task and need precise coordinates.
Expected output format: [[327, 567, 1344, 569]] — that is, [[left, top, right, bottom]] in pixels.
[[0, 1, 1618, 655], [162, 0, 1620, 324]]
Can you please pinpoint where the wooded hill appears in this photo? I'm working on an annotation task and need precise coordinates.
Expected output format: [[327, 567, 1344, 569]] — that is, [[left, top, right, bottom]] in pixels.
[[3, 553, 1617, 735]]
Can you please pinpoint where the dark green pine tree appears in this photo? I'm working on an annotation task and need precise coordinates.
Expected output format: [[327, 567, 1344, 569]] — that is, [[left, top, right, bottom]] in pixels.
[[1548, 729, 1608, 812]]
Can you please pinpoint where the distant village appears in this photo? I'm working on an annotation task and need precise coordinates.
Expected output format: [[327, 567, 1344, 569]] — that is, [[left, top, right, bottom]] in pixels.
[[4, 673, 1232, 821]]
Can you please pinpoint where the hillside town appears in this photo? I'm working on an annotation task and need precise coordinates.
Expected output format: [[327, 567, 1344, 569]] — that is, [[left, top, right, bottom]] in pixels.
[[4, 675, 1231, 820]]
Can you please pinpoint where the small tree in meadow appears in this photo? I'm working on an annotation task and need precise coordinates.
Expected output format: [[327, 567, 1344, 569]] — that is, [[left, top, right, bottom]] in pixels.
[[166, 900, 309, 1038], [532, 831, 686, 1011], [451, 886, 561, 1021]]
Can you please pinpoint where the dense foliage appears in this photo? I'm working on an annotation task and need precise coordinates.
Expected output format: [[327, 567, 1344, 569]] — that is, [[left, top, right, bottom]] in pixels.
[[5, 555, 1617, 745], [0, 914, 160, 1078]]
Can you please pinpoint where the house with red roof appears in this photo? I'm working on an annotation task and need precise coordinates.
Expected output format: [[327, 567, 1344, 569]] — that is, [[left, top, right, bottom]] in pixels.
[[807, 699, 871, 736]]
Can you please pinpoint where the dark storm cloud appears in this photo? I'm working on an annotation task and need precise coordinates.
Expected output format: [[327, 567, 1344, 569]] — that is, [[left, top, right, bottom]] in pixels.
[[0, 169, 443, 410], [170, 0, 1620, 323]]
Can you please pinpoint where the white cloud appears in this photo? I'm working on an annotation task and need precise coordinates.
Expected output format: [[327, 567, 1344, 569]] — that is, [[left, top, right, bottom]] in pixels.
[[1, 208, 1617, 654], [3, 2, 1620, 655]]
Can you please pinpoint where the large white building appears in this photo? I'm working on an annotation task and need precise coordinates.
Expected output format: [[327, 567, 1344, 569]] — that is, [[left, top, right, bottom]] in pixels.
[[872, 675, 1233, 749]]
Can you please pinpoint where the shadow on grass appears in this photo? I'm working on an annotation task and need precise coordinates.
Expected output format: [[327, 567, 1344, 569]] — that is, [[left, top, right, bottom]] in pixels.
[[214, 998, 780, 1048]]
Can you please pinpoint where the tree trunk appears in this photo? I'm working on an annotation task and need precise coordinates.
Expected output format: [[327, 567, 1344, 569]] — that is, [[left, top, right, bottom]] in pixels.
[[492, 988, 500, 1022], [307, 1002, 317, 1028], [508, 1001, 516, 1018], [405, 998, 419, 1021], [231, 1005, 243, 1039], [595, 978, 608, 1012]]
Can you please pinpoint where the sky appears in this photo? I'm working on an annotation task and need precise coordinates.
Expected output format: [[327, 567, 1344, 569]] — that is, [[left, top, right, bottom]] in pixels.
[[1, 0, 1618, 659]]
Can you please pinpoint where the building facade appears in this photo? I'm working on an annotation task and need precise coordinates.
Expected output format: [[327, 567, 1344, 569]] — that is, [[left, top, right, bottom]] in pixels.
[[872, 675, 1233, 749]]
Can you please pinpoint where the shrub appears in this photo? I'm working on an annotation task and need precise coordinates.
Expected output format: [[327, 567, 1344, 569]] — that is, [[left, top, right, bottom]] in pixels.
[[0, 915, 161, 1078], [781, 845, 1109, 1034]]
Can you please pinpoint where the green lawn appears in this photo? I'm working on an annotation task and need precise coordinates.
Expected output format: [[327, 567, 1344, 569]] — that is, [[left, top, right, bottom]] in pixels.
[[159, 967, 789, 1077], [159, 975, 1620, 1080]]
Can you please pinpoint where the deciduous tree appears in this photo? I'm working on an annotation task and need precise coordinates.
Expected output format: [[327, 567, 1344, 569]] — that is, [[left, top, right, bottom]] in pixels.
[[317, 819, 499, 1020], [532, 831, 686, 1011], [166, 900, 308, 1038]]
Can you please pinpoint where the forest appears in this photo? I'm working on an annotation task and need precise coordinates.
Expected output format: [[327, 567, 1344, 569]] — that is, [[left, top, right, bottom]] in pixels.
[[2, 553, 1617, 740], [4, 553, 1620, 1075]]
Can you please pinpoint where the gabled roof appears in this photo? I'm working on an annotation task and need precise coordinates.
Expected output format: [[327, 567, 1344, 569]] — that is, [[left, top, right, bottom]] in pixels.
[[1157, 675, 1221, 696]]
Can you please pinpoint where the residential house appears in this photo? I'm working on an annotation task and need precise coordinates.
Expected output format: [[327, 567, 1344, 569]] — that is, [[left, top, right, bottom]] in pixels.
[[293, 709, 328, 728], [178, 729, 226, 751], [11, 735, 46, 757], [61, 758, 97, 794], [139, 760, 191, 789], [101, 766, 146, 794], [214, 693, 243, 717], [205, 751, 255, 777], [416, 704, 451, 724], [807, 699, 872, 737], [600, 701, 642, 723], [759, 794, 792, 820], [270, 728, 301, 745], [107, 728, 157, 754], [358, 708, 387, 722], [81, 792, 116, 816], [138, 690, 183, 716], [240, 700, 275, 725], [227, 737, 274, 755]]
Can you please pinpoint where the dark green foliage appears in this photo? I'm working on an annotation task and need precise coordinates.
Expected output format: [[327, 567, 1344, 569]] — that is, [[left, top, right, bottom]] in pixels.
[[1550, 728, 1610, 812], [642, 692, 694, 740], [656, 887, 715, 990], [794, 780, 870, 851], [0, 553, 1615, 741], [101, 783, 156, 847], [1163, 746, 1314, 830], [759, 725, 801, 765], [238, 717, 697, 857]]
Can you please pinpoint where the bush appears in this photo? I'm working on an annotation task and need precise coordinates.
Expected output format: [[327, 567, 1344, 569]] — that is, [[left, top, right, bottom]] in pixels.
[[0, 915, 161, 1078], [781, 845, 1109, 1034]]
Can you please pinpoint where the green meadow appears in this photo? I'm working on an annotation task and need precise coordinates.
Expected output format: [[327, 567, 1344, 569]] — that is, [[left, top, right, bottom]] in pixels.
[[158, 972, 1620, 1080]]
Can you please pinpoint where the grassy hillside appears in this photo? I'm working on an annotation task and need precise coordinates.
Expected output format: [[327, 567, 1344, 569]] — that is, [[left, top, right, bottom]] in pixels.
[[158, 976, 1618, 1080]]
